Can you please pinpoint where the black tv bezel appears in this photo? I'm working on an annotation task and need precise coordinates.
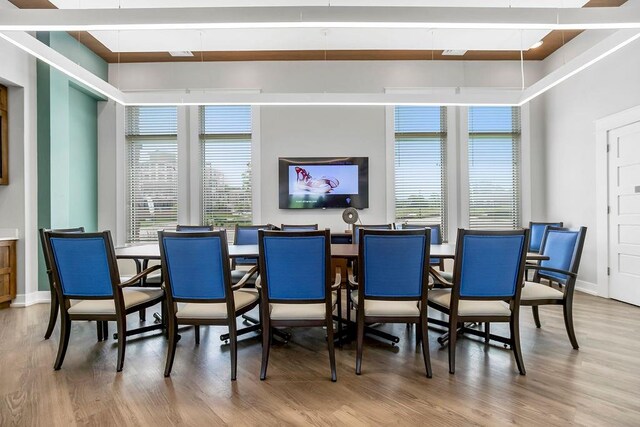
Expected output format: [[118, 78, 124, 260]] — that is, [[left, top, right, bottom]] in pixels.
[[278, 157, 369, 209]]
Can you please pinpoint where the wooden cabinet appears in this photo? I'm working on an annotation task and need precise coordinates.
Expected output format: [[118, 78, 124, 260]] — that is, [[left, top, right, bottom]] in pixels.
[[0, 239, 16, 308]]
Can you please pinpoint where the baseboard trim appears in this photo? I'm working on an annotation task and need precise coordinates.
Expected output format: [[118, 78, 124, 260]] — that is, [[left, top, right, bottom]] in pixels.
[[575, 280, 599, 296], [11, 291, 51, 307]]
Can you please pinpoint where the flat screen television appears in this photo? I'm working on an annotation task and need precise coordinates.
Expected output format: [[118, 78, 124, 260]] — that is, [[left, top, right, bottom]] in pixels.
[[278, 157, 369, 209]]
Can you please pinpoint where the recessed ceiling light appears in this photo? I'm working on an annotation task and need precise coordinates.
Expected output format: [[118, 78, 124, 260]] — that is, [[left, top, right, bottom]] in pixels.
[[530, 40, 544, 49], [169, 51, 194, 57], [442, 50, 467, 56]]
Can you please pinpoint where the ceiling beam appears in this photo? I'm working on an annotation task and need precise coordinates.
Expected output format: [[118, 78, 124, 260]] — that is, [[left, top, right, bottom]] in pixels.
[[0, 6, 639, 31], [122, 89, 523, 107]]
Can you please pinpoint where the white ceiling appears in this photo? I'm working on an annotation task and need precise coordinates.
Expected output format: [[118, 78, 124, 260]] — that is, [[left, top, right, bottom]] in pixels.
[[49, 0, 589, 52]]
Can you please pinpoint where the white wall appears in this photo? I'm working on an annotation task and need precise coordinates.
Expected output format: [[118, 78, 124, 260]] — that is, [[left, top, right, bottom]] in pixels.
[[259, 106, 387, 231], [0, 0, 39, 305], [540, 34, 640, 294]]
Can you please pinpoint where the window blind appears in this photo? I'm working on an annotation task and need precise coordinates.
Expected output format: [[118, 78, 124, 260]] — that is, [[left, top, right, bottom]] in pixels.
[[126, 106, 178, 242], [200, 106, 252, 232], [467, 106, 521, 230], [394, 106, 447, 240]]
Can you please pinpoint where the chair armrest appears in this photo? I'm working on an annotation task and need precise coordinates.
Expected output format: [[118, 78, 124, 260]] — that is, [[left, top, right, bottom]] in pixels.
[[429, 267, 453, 288], [231, 265, 259, 290], [347, 267, 358, 289], [255, 275, 262, 290], [119, 264, 162, 287], [525, 265, 577, 278], [331, 267, 342, 290]]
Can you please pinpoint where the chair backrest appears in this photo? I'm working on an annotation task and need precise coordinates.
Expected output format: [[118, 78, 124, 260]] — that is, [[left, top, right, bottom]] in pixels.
[[358, 229, 430, 302], [258, 229, 331, 303], [159, 230, 232, 303], [39, 227, 85, 279], [234, 224, 275, 265], [538, 226, 587, 285], [176, 225, 215, 232], [352, 224, 394, 244], [44, 231, 117, 299], [529, 221, 563, 253], [452, 229, 529, 301], [398, 223, 442, 244], [280, 224, 319, 231]]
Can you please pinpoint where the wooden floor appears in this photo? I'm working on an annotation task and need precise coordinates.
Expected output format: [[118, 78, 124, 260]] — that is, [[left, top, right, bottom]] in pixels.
[[0, 292, 639, 426]]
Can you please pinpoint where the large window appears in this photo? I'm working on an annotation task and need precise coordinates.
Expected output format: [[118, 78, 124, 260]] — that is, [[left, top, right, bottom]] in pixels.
[[394, 106, 447, 239], [467, 106, 521, 229], [126, 106, 178, 242], [200, 106, 252, 228]]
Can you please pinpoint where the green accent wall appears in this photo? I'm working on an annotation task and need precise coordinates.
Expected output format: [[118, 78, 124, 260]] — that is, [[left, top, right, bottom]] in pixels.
[[37, 32, 107, 291]]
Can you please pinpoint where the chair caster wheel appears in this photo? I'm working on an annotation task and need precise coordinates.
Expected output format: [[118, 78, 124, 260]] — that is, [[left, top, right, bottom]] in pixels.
[[113, 333, 117, 340], [224, 340, 229, 345]]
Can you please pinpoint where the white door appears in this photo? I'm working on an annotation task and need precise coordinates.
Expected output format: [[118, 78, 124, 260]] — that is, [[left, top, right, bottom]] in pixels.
[[609, 121, 640, 306]]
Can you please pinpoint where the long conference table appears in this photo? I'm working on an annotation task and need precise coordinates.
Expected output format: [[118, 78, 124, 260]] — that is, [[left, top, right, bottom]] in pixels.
[[116, 242, 548, 262]]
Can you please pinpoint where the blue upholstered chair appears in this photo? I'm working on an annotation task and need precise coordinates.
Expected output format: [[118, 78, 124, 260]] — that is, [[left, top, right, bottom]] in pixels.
[[176, 225, 215, 232], [351, 229, 432, 377], [351, 223, 394, 244], [159, 230, 260, 379], [231, 224, 275, 285], [398, 222, 446, 271], [280, 224, 319, 231], [521, 226, 587, 349], [258, 229, 341, 381], [44, 231, 164, 371], [427, 229, 529, 375], [529, 221, 563, 253], [39, 227, 86, 340]]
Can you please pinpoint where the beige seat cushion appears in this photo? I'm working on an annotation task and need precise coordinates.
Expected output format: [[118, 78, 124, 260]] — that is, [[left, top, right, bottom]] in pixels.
[[68, 287, 164, 316], [428, 289, 511, 317], [350, 290, 420, 317], [270, 292, 337, 321], [521, 281, 564, 301], [176, 290, 260, 320], [438, 271, 453, 282]]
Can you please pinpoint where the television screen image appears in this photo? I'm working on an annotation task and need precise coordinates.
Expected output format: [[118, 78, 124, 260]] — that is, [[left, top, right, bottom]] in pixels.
[[288, 165, 359, 195], [279, 157, 369, 209]]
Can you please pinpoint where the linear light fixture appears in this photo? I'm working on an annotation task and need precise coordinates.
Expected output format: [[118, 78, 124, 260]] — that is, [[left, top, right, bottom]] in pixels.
[[0, 31, 126, 104], [519, 29, 640, 105], [1, 27, 639, 107], [1, 6, 640, 31]]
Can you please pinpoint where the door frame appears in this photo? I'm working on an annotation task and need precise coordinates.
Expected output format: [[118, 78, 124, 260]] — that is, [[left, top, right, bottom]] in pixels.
[[595, 104, 640, 298]]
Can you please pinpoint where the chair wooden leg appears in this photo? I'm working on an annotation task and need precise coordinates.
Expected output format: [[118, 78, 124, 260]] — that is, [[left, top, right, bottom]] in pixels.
[[532, 306, 542, 328], [53, 312, 71, 370], [510, 314, 526, 375], [229, 321, 238, 381], [355, 315, 365, 375], [336, 291, 343, 348], [419, 316, 432, 378], [164, 317, 178, 377], [260, 321, 271, 380], [415, 321, 421, 344], [327, 317, 337, 382], [194, 325, 200, 345], [563, 301, 579, 349], [448, 318, 457, 374], [97, 321, 103, 341], [44, 290, 58, 340], [139, 308, 146, 322], [484, 322, 491, 343], [102, 321, 108, 340], [116, 318, 127, 372]]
